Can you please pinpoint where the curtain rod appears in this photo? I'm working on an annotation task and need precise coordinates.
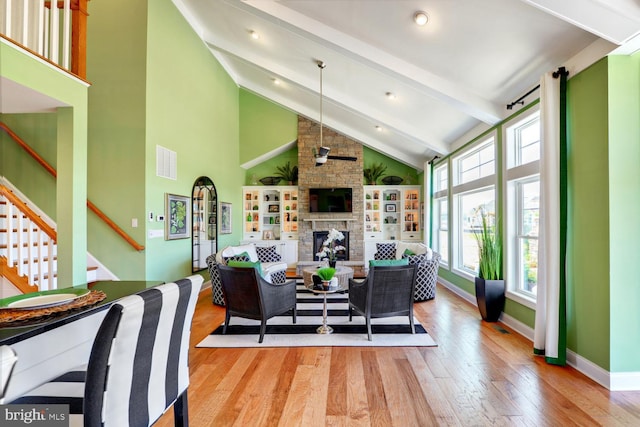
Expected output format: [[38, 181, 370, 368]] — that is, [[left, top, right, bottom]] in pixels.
[[506, 66, 569, 110]]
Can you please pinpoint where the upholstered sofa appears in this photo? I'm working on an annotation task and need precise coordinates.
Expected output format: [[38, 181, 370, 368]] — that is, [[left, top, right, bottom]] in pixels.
[[373, 241, 441, 301], [206, 243, 288, 306]]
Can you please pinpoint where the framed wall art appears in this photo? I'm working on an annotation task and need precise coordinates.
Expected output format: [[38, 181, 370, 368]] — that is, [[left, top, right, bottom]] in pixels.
[[220, 202, 232, 234], [165, 193, 190, 240]]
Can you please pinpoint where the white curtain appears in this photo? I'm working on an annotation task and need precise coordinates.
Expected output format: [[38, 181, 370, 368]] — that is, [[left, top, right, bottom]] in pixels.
[[534, 71, 566, 365]]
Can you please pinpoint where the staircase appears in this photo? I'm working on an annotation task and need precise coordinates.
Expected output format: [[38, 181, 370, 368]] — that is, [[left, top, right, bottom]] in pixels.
[[0, 183, 100, 295]]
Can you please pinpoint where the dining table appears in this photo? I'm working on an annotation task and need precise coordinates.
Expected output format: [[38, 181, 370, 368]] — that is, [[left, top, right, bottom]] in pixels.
[[0, 280, 164, 402]]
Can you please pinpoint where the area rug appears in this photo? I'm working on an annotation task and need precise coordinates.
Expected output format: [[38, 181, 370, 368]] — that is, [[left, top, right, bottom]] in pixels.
[[196, 285, 437, 348]]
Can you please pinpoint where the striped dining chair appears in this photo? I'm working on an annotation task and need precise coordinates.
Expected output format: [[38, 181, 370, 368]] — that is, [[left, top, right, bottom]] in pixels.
[[10, 275, 202, 427], [0, 345, 18, 404]]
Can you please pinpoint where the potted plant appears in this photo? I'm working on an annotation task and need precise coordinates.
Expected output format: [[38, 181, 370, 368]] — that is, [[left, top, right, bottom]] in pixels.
[[316, 267, 336, 289], [363, 162, 387, 185], [473, 209, 505, 322], [274, 161, 298, 185]]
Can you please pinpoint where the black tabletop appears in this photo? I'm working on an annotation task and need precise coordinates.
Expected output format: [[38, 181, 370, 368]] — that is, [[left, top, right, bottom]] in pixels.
[[0, 281, 163, 346]]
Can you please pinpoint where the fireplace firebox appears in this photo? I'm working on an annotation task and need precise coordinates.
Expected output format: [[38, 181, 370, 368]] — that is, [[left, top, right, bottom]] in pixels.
[[313, 231, 349, 261]]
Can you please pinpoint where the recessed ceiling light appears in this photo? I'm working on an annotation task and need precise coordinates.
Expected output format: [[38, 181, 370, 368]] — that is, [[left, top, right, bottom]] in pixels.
[[250, 30, 260, 40], [386, 92, 396, 100], [273, 78, 281, 86], [414, 11, 428, 26], [375, 126, 383, 132]]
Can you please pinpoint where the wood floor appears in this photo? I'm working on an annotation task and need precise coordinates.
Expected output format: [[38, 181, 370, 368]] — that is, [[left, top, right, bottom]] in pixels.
[[156, 284, 640, 427]]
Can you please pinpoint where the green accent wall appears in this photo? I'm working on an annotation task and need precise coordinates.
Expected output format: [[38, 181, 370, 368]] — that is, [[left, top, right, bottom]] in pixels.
[[566, 58, 611, 369], [86, 0, 149, 280], [85, 0, 244, 281], [1, 114, 58, 217], [245, 148, 299, 185], [239, 89, 298, 166], [145, 0, 243, 282], [607, 54, 640, 373], [362, 146, 421, 185]]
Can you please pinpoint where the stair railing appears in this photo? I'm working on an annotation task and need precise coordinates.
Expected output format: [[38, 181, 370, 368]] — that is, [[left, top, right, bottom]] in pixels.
[[1, 185, 56, 292], [0, 122, 145, 251], [0, 0, 88, 78]]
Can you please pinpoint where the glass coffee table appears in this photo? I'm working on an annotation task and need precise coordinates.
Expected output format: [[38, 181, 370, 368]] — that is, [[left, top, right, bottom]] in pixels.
[[304, 280, 347, 334]]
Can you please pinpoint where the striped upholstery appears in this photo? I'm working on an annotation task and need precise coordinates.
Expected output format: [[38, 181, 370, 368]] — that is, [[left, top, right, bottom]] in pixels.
[[11, 275, 202, 427], [0, 345, 18, 404]]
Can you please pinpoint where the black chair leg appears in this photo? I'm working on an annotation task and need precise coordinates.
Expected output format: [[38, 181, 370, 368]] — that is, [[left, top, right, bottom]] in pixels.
[[366, 316, 372, 341], [259, 320, 266, 343], [292, 306, 297, 324], [409, 315, 415, 334], [173, 390, 189, 427], [223, 310, 230, 334]]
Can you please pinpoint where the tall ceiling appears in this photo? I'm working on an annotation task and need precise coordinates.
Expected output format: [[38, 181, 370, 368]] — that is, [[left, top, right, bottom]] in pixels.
[[173, 0, 640, 170]]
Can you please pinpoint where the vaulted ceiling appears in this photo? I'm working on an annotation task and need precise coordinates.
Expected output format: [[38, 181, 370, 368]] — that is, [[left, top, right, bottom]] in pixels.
[[174, 0, 640, 170]]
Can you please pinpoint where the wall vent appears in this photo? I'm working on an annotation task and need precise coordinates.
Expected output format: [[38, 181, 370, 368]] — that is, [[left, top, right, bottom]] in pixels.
[[156, 145, 177, 180]]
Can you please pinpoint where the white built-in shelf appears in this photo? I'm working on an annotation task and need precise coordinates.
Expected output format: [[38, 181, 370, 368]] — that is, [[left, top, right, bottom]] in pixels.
[[303, 218, 357, 230]]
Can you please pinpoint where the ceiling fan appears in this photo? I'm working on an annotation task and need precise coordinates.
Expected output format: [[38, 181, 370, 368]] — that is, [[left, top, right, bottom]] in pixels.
[[314, 60, 357, 167]]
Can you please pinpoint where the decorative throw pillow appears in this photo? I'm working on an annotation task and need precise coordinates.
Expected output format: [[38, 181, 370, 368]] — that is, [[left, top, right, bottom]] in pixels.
[[369, 258, 409, 267], [255, 246, 281, 263], [375, 243, 396, 260], [403, 248, 416, 257], [224, 251, 251, 263], [227, 260, 263, 276], [402, 252, 428, 265]]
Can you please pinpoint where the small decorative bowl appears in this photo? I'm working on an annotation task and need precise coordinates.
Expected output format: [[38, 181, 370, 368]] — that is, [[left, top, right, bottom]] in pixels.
[[382, 176, 403, 185], [259, 176, 281, 185]]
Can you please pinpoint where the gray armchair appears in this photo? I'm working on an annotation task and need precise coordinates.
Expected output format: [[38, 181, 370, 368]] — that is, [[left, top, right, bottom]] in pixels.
[[348, 264, 418, 341], [374, 242, 441, 301], [218, 264, 297, 343]]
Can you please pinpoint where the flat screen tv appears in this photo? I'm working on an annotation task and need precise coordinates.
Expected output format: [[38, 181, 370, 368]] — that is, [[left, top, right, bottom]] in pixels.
[[309, 188, 353, 213]]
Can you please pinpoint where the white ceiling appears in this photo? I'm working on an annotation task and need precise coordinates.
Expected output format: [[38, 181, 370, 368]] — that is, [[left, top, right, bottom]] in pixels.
[[174, 0, 640, 170], [3, 1, 639, 171]]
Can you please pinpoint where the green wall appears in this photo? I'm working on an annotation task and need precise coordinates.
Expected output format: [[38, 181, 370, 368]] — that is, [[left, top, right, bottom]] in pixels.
[[1, 113, 58, 217], [144, 0, 243, 282], [245, 148, 299, 185], [84, 0, 244, 281], [566, 58, 611, 369], [86, 0, 149, 280], [363, 146, 421, 185], [239, 89, 298, 166], [607, 55, 640, 373]]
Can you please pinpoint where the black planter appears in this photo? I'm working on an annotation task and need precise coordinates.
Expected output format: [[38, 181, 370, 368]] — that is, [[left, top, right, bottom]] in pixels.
[[475, 277, 505, 322]]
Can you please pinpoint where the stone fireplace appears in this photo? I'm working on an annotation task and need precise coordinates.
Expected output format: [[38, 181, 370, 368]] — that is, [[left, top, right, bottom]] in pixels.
[[313, 231, 350, 261], [297, 116, 364, 261]]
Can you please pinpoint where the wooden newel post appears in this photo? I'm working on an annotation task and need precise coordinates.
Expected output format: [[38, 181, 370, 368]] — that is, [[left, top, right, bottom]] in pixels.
[[71, 0, 89, 79]]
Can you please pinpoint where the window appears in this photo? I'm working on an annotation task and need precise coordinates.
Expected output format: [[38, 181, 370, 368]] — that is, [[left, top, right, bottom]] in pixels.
[[454, 138, 495, 186], [451, 134, 497, 277], [433, 197, 448, 265], [434, 164, 448, 193], [515, 179, 539, 295], [432, 163, 449, 264], [456, 188, 495, 275], [504, 108, 540, 306]]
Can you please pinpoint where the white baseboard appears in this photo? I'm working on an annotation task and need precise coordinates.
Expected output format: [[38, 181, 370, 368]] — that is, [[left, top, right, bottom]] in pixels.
[[436, 277, 640, 391]]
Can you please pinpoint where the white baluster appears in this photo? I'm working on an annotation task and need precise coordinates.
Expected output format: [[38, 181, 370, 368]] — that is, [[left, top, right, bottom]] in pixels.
[[37, 0, 45, 55], [16, 205, 25, 278], [4, 0, 12, 40], [48, 0, 59, 64], [26, 217, 34, 288], [47, 234, 55, 290], [62, 0, 70, 69]]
